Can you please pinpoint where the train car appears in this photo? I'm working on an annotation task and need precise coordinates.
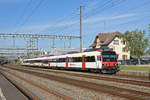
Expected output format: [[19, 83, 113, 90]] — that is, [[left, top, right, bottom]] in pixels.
[[22, 50, 119, 74]]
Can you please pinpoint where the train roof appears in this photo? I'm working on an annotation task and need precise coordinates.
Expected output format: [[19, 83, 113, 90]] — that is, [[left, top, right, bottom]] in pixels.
[[24, 49, 116, 61], [24, 50, 102, 61]]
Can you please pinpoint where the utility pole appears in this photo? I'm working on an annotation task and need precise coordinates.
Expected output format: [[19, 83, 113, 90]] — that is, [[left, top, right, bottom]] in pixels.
[[69, 38, 71, 48], [80, 6, 82, 52], [64, 40, 66, 49], [36, 38, 38, 50], [52, 39, 55, 49], [13, 36, 15, 48]]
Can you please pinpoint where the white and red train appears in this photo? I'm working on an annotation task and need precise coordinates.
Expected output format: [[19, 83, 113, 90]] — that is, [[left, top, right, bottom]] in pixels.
[[22, 50, 119, 74]]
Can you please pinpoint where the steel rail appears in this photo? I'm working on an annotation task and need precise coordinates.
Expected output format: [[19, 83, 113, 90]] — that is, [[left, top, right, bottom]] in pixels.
[[0, 68, 73, 100], [15, 65, 150, 87], [6, 66, 150, 100], [0, 70, 38, 100]]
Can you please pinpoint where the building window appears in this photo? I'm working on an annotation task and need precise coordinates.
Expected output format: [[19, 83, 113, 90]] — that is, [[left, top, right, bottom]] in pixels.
[[122, 41, 126, 45], [122, 55, 128, 60], [116, 54, 119, 59], [113, 40, 119, 45], [122, 47, 128, 52]]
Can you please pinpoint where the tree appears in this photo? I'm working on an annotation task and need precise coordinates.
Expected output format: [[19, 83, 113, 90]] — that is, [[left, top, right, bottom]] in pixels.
[[121, 29, 149, 64], [147, 24, 150, 55]]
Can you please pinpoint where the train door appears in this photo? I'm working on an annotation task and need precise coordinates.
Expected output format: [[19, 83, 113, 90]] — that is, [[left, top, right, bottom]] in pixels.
[[96, 55, 102, 69], [82, 56, 86, 69], [66, 57, 68, 69]]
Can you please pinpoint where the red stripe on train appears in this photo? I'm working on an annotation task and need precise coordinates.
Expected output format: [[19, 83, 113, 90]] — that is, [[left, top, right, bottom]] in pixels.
[[82, 57, 86, 69], [66, 58, 68, 68]]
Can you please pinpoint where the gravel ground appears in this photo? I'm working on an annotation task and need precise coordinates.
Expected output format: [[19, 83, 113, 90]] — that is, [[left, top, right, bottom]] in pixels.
[[22, 66, 150, 81], [2, 70, 62, 100], [117, 70, 150, 77], [20, 67, 150, 94], [1, 67, 128, 100]]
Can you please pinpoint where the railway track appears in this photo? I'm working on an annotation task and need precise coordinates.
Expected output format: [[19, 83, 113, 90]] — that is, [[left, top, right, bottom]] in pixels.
[[7, 64, 150, 88], [24, 66, 150, 87], [0, 67, 73, 100], [0, 71, 38, 100], [2, 65, 150, 100]]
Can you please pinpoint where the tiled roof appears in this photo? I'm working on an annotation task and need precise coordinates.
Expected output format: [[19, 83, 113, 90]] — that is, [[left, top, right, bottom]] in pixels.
[[90, 32, 121, 48]]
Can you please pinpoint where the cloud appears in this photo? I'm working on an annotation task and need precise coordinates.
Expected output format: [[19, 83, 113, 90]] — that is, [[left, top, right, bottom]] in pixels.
[[21, 20, 79, 32], [84, 13, 137, 24], [84, 0, 100, 13], [20, 13, 137, 32]]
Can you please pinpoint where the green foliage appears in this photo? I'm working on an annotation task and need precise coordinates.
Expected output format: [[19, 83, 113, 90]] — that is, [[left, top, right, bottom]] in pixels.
[[12, 59, 21, 66], [16, 60, 22, 66], [147, 24, 150, 55], [121, 29, 149, 59], [148, 24, 150, 35]]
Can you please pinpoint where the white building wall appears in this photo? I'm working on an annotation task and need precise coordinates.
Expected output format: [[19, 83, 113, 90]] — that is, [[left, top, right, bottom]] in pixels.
[[108, 37, 130, 60]]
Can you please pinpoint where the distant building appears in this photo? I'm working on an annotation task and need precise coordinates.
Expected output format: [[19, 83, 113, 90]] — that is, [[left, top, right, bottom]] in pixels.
[[90, 32, 130, 60]]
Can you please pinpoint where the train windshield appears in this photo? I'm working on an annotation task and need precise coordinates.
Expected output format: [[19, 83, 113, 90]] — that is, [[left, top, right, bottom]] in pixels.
[[102, 51, 117, 62]]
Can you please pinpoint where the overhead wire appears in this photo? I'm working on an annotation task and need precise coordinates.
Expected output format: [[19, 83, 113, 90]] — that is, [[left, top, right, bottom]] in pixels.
[[42, 0, 97, 35], [42, 0, 106, 35], [15, 0, 45, 33], [44, 0, 99, 34], [83, 0, 113, 17], [50, 0, 114, 35], [14, 0, 33, 33], [40, 7, 79, 34], [112, 15, 150, 28], [39, 0, 131, 36], [84, 0, 125, 19], [82, 0, 150, 35], [80, 0, 127, 37], [106, 0, 150, 32], [40, 0, 94, 35], [111, 0, 150, 17], [52, 0, 125, 35], [80, 0, 125, 35]]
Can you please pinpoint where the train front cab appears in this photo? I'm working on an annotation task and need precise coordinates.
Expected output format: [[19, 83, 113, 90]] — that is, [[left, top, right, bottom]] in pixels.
[[99, 51, 120, 74]]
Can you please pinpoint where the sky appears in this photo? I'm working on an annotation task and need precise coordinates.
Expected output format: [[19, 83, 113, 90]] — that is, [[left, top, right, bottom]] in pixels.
[[0, 0, 150, 51]]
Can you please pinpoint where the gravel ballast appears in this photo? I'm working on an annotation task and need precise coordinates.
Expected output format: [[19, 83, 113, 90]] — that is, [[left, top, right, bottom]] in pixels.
[[20, 67, 150, 94], [1, 67, 128, 100]]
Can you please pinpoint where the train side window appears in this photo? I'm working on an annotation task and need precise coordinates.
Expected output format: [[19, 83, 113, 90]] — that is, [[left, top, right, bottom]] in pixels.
[[56, 58, 60, 62], [72, 57, 82, 62], [97, 56, 101, 61], [48, 59, 52, 62], [59, 58, 65, 62], [35, 60, 41, 63], [43, 60, 48, 64], [85, 56, 95, 62], [69, 57, 73, 62], [52, 59, 56, 62]]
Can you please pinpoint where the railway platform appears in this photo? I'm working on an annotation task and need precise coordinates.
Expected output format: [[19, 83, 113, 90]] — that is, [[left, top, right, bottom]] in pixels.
[[0, 73, 28, 100]]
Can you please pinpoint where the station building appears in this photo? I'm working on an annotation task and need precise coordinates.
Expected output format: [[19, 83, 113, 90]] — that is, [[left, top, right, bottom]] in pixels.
[[90, 32, 130, 60]]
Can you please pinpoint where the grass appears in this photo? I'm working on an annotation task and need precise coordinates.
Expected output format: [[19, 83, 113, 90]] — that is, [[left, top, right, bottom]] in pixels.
[[120, 65, 150, 71]]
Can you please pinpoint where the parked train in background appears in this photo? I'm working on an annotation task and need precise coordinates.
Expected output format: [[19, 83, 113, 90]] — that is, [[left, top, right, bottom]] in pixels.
[[0, 59, 8, 65], [22, 50, 119, 74]]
